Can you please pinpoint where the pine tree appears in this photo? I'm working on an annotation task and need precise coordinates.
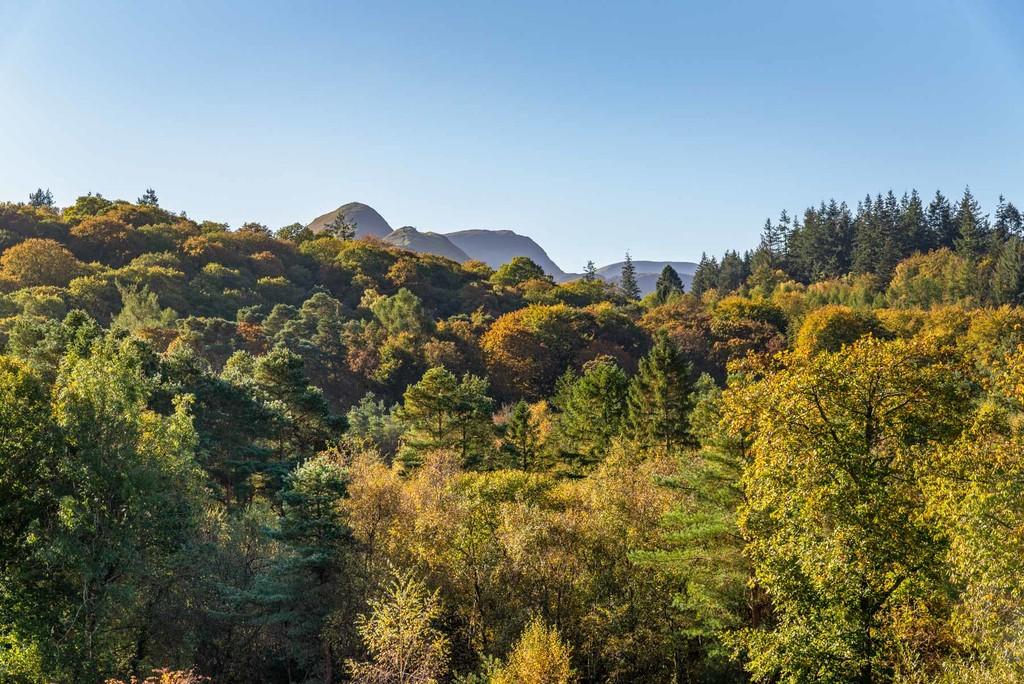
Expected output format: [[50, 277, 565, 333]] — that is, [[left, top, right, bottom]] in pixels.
[[900, 190, 931, 254], [992, 236, 1024, 305], [501, 400, 540, 470], [138, 187, 159, 206], [27, 188, 54, 208], [619, 252, 640, 300], [553, 356, 628, 468], [717, 250, 746, 292], [955, 186, 989, 259], [994, 195, 1023, 242], [759, 217, 785, 268], [583, 260, 598, 282], [625, 334, 695, 451], [690, 253, 720, 297], [927, 190, 957, 249], [326, 212, 356, 241], [654, 264, 684, 303]]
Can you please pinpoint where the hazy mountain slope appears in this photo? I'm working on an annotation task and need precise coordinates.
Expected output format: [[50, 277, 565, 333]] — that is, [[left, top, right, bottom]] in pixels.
[[307, 202, 393, 238], [445, 229, 567, 279], [382, 226, 471, 262]]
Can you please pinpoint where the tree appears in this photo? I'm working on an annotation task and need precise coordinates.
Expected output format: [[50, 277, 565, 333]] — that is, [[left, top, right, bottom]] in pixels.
[[994, 194, 1023, 242], [758, 217, 785, 268], [501, 400, 540, 470], [624, 335, 694, 451], [690, 253, 720, 297], [138, 188, 159, 207], [654, 265, 684, 303], [491, 256, 550, 288], [325, 213, 356, 241], [619, 252, 640, 300], [111, 284, 177, 333], [927, 190, 957, 249], [991, 236, 1024, 305], [398, 367, 494, 468], [269, 454, 352, 682], [955, 186, 989, 259], [0, 238, 88, 287], [27, 188, 54, 208], [346, 571, 449, 684], [553, 356, 628, 468], [492, 618, 576, 684], [716, 250, 746, 293], [583, 260, 598, 282], [728, 337, 972, 683]]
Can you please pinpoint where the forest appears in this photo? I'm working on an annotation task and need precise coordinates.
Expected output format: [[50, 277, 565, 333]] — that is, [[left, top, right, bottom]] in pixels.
[[3, 186, 1024, 683]]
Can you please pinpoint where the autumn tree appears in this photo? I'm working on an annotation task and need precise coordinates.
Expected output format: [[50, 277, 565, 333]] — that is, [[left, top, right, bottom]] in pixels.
[[728, 337, 973, 682], [346, 571, 449, 684]]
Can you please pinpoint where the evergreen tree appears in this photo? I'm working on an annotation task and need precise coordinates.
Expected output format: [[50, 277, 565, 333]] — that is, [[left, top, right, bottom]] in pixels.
[[138, 187, 159, 206], [717, 250, 746, 292], [619, 252, 640, 300], [992, 236, 1024, 305], [955, 186, 990, 259], [625, 334, 695, 450], [398, 367, 494, 468], [583, 260, 598, 282], [900, 189, 931, 254], [654, 264, 684, 303], [690, 253, 720, 297], [927, 189, 958, 249], [27, 188, 54, 208], [553, 356, 628, 469], [501, 400, 540, 470], [326, 212, 356, 241], [759, 217, 785, 268], [994, 194, 1023, 242]]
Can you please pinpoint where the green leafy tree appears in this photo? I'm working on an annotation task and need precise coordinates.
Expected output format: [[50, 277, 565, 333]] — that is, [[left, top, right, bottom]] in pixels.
[[111, 284, 177, 333], [728, 337, 972, 683], [491, 256, 550, 288]]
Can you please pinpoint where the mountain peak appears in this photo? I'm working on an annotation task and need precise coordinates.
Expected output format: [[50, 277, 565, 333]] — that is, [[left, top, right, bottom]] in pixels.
[[307, 202, 393, 238]]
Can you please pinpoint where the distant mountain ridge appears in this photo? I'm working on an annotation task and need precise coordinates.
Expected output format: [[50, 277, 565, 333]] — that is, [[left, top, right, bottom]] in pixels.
[[306, 202, 694, 294]]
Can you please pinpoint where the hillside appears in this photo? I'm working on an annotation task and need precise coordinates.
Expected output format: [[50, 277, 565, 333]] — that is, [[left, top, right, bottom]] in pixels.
[[445, 228, 567, 279], [6, 186, 1024, 684]]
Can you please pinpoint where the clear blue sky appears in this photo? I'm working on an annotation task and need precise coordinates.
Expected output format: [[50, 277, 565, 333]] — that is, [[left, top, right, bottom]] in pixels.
[[2, 1, 1023, 270]]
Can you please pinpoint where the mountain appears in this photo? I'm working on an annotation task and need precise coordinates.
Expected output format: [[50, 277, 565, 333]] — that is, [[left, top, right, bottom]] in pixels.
[[445, 229, 567, 280], [596, 260, 698, 295], [307, 202, 393, 238], [305, 202, 694, 294], [381, 226, 471, 262]]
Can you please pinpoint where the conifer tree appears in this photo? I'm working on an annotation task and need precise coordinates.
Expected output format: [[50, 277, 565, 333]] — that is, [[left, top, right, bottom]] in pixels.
[[994, 195, 1023, 242], [690, 253, 720, 297], [138, 187, 159, 206], [501, 400, 540, 469], [955, 186, 989, 259], [625, 334, 695, 450], [619, 252, 640, 300], [717, 250, 746, 292], [759, 217, 785, 268], [992, 236, 1024, 305], [583, 260, 598, 282], [27, 188, 54, 208], [927, 189, 957, 248], [553, 356, 628, 468], [326, 212, 356, 241], [900, 189, 931, 254], [654, 264, 684, 303]]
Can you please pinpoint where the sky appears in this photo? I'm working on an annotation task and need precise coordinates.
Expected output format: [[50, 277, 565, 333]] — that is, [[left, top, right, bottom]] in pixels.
[[2, 0, 1024, 270]]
